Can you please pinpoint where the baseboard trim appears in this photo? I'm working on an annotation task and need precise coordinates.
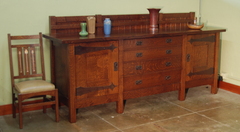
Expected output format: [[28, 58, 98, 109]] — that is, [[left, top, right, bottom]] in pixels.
[[1, 81, 239, 116], [219, 81, 240, 94]]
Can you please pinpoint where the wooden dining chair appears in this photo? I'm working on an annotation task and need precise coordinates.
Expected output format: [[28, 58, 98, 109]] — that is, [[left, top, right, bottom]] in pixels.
[[7, 32, 59, 129]]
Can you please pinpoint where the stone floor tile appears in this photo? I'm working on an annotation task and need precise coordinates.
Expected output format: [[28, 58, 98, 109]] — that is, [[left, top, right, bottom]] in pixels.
[[159, 87, 236, 112], [1, 87, 240, 132], [199, 104, 240, 130], [155, 113, 239, 132], [122, 123, 169, 132], [87, 96, 191, 130], [0, 110, 79, 132]]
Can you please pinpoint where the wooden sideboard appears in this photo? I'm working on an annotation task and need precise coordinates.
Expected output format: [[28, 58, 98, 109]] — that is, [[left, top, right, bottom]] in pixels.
[[43, 12, 226, 123]]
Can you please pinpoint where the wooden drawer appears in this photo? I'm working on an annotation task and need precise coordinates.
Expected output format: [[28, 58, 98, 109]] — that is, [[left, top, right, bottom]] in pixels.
[[123, 57, 181, 76], [123, 70, 181, 91], [123, 46, 181, 62], [123, 83, 180, 100], [123, 36, 182, 50]]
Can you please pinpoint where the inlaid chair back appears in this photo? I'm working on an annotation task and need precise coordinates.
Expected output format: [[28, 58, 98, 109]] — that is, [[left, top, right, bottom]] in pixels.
[[8, 33, 45, 82], [8, 32, 59, 129]]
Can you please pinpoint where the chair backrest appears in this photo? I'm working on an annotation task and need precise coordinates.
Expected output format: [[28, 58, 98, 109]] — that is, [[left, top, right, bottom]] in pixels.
[[8, 32, 46, 87]]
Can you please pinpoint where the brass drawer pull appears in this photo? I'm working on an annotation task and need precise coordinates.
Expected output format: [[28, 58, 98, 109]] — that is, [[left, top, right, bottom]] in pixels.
[[166, 50, 172, 54], [166, 39, 172, 43], [165, 76, 171, 80], [135, 80, 142, 85], [136, 41, 143, 46], [136, 53, 143, 57], [165, 62, 172, 67], [136, 65, 142, 70]]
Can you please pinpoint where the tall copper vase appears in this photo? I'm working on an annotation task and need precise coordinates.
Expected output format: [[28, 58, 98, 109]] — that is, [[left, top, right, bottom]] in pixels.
[[148, 8, 161, 31]]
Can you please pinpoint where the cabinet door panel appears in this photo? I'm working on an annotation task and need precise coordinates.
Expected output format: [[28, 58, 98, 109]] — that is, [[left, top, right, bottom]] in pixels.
[[74, 41, 118, 99], [186, 34, 215, 81]]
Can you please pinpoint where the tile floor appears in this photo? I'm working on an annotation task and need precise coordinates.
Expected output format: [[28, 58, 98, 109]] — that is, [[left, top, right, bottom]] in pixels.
[[1, 86, 240, 132]]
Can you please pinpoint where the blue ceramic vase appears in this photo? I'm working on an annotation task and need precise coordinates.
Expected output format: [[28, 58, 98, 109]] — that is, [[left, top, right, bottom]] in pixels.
[[104, 18, 111, 35]]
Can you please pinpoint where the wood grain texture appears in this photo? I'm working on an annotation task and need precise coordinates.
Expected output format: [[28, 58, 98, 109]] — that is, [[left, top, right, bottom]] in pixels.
[[44, 12, 226, 123]]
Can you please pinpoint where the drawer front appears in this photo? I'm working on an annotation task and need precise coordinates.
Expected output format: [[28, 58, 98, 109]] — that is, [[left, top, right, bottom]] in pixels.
[[123, 57, 181, 76], [123, 36, 182, 50], [123, 46, 181, 62], [123, 70, 181, 91]]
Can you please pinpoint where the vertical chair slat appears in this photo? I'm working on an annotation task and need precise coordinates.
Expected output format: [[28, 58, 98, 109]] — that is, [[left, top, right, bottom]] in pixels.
[[30, 46, 37, 74], [17, 47, 24, 76], [24, 47, 30, 75]]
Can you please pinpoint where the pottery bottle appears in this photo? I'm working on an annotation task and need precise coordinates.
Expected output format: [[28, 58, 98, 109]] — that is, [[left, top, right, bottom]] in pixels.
[[104, 18, 111, 35], [79, 22, 88, 37], [87, 17, 96, 34]]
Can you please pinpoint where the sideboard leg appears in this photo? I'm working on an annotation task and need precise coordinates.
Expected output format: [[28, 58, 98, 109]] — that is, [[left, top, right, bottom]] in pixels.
[[212, 32, 220, 94], [178, 86, 186, 101], [116, 100, 124, 114], [211, 82, 218, 94], [69, 108, 77, 123]]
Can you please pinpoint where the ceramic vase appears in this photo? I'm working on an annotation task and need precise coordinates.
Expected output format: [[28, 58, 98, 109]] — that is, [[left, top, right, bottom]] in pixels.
[[104, 18, 111, 35], [147, 8, 161, 31], [87, 17, 96, 34], [79, 22, 88, 36]]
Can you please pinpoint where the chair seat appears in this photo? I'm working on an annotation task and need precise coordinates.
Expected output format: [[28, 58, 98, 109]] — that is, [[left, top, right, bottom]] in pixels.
[[14, 80, 55, 94]]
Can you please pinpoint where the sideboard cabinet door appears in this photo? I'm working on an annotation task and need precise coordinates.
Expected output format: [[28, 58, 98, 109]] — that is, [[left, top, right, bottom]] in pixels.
[[73, 41, 119, 99], [185, 34, 216, 87]]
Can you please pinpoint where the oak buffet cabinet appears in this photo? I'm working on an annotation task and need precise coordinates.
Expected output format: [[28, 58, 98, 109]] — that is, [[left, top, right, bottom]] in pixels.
[[43, 12, 226, 123]]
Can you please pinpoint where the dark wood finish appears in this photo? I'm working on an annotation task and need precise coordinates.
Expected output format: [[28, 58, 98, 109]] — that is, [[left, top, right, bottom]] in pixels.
[[185, 34, 215, 82], [8, 33, 59, 129], [96, 14, 150, 34], [159, 12, 195, 29], [185, 33, 220, 94], [44, 12, 226, 123]]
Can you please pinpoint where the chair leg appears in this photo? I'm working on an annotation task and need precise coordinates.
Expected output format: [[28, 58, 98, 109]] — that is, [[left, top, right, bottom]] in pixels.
[[18, 96, 23, 129], [12, 93, 16, 118], [55, 90, 59, 122], [51, 96, 56, 110], [43, 95, 47, 113]]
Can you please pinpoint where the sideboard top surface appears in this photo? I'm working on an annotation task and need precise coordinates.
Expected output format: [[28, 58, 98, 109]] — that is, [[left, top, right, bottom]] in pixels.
[[43, 27, 226, 44]]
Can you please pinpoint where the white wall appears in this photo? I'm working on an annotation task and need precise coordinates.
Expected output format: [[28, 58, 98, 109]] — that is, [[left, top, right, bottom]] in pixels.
[[201, 0, 240, 85], [0, 0, 209, 105]]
